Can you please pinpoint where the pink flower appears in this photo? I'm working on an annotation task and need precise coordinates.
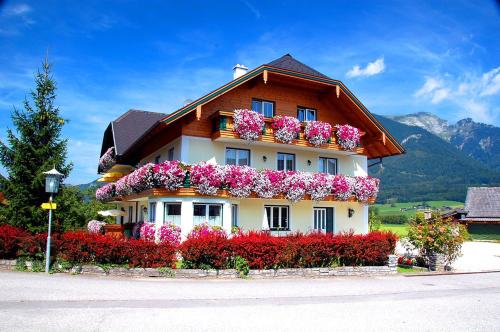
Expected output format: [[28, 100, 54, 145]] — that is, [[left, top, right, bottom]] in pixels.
[[158, 223, 181, 246], [353, 176, 380, 202], [233, 109, 265, 141], [282, 171, 312, 203], [140, 222, 156, 241], [188, 223, 226, 239], [95, 183, 115, 201], [153, 161, 186, 191], [253, 169, 286, 199], [335, 124, 361, 151], [272, 116, 301, 144], [224, 165, 257, 198], [304, 121, 332, 147], [190, 162, 225, 195], [331, 174, 355, 200], [99, 147, 116, 172], [87, 220, 106, 234], [308, 172, 333, 201]]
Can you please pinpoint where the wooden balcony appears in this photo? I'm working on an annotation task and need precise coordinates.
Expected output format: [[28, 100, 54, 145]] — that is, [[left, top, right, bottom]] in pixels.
[[211, 110, 366, 155], [119, 187, 376, 204]]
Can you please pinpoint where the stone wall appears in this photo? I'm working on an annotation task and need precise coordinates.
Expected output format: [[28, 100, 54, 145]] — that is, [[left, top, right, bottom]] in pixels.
[[0, 255, 398, 279]]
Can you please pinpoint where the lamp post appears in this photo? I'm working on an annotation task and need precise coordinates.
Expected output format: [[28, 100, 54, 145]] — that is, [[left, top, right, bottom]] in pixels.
[[43, 167, 63, 273]]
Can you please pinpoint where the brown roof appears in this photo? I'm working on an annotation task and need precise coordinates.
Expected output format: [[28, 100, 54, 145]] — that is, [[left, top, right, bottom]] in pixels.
[[111, 110, 166, 156], [464, 187, 500, 218], [267, 54, 330, 79]]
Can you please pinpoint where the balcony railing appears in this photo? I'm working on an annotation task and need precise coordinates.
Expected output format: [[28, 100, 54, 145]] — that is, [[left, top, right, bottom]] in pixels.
[[211, 110, 365, 154]]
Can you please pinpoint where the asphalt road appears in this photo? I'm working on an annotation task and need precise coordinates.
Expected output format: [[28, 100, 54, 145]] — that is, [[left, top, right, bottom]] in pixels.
[[0, 271, 499, 332]]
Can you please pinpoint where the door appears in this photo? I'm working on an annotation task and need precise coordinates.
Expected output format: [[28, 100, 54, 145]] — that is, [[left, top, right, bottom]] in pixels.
[[314, 207, 334, 233]]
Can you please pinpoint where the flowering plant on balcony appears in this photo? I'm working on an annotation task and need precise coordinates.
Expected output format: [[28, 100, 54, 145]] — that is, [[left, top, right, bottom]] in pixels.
[[282, 171, 312, 203], [253, 169, 286, 199], [95, 183, 116, 201], [153, 161, 186, 191], [272, 115, 301, 144], [354, 176, 380, 202], [190, 162, 225, 195], [308, 172, 333, 201], [158, 223, 181, 246], [87, 220, 106, 234], [331, 174, 355, 200], [115, 174, 132, 197], [189, 223, 226, 239], [224, 165, 257, 198], [99, 147, 116, 172], [304, 121, 332, 147], [233, 109, 265, 141], [140, 222, 156, 241], [335, 124, 361, 151], [128, 163, 156, 193]]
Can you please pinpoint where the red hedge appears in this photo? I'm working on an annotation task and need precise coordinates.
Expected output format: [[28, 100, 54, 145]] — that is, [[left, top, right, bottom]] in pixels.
[[180, 231, 397, 269], [0, 225, 30, 259]]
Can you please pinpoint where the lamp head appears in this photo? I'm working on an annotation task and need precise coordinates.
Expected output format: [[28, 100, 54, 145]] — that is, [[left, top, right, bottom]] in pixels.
[[43, 167, 63, 194]]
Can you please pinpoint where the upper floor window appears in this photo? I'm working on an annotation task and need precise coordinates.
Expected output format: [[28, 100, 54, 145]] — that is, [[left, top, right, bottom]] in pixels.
[[297, 107, 317, 122], [319, 157, 337, 175], [226, 148, 250, 166], [252, 99, 275, 118], [168, 147, 174, 161], [277, 152, 295, 171]]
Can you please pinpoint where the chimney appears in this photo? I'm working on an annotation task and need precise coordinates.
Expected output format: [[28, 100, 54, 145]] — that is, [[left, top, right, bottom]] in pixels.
[[233, 64, 248, 80]]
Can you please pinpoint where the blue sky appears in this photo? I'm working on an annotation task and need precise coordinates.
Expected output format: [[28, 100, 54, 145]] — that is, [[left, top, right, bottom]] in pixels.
[[0, 0, 499, 184]]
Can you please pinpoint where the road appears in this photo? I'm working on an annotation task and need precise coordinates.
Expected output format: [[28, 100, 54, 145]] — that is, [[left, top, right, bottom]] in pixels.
[[0, 271, 499, 331]]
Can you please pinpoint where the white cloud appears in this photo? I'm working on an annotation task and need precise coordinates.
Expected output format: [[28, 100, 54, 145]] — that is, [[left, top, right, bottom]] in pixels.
[[414, 67, 500, 124], [3, 4, 32, 16], [346, 57, 385, 78]]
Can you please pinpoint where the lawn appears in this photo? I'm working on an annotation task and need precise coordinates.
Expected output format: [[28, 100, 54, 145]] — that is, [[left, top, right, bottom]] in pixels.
[[374, 200, 463, 218], [467, 224, 500, 241], [379, 224, 409, 237]]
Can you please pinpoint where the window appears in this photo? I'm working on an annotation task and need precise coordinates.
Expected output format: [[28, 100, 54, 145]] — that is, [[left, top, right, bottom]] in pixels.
[[252, 99, 275, 118], [164, 203, 181, 226], [225, 148, 250, 166], [297, 107, 317, 122], [277, 153, 295, 171], [154, 155, 161, 164], [168, 147, 174, 161], [231, 204, 238, 227], [149, 202, 156, 222], [128, 206, 133, 223], [265, 205, 289, 231], [319, 157, 337, 175], [193, 203, 222, 226]]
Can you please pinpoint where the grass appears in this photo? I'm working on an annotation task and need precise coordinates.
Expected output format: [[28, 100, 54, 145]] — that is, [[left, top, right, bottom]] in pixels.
[[374, 200, 463, 218], [379, 224, 409, 237], [397, 266, 426, 273]]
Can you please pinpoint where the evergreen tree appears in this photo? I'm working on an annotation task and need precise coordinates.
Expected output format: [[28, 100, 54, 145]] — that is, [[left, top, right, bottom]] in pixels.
[[0, 58, 72, 231]]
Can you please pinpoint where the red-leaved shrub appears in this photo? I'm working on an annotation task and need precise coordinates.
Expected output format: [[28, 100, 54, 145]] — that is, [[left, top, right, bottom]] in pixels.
[[0, 225, 30, 259], [179, 230, 231, 269]]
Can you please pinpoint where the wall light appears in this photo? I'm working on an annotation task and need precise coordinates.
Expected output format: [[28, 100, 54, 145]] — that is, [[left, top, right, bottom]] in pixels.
[[262, 156, 267, 162], [348, 208, 355, 218], [307, 160, 312, 166]]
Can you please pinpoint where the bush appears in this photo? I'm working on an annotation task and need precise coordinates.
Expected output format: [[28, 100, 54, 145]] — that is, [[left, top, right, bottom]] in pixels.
[[0, 225, 30, 259], [407, 216, 467, 266], [180, 230, 398, 269], [381, 215, 408, 224]]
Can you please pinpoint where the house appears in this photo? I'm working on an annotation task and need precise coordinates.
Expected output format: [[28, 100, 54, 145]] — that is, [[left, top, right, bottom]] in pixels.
[[460, 187, 500, 224], [97, 54, 404, 238]]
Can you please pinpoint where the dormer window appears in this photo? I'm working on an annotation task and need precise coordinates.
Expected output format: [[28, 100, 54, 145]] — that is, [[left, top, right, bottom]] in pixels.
[[297, 107, 316, 122], [252, 99, 274, 118]]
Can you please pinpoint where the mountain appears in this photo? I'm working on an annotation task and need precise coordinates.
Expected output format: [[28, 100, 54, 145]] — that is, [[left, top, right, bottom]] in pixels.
[[390, 112, 500, 171], [75, 179, 102, 190], [370, 115, 500, 202]]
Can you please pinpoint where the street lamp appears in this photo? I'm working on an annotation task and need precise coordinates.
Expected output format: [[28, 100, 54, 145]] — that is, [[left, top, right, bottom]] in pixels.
[[43, 167, 63, 273]]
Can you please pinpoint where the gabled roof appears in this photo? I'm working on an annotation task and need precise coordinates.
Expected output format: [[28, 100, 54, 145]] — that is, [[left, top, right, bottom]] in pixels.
[[110, 110, 166, 156], [464, 187, 500, 218], [267, 54, 330, 79]]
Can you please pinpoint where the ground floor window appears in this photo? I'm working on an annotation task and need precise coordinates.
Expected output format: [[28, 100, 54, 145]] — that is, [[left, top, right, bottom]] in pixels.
[[164, 203, 181, 226], [149, 202, 156, 222], [193, 203, 222, 226], [265, 205, 289, 231]]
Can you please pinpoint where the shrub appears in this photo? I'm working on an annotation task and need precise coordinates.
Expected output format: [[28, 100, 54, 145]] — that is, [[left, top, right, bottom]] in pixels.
[[382, 215, 408, 225], [0, 225, 30, 259], [407, 216, 467, 266], [158, 223, 181, 246], [230, 231, 284, 269], [140, 222, 156, 241], [179, 230, 230, 269], [87, 220, 106, 234]]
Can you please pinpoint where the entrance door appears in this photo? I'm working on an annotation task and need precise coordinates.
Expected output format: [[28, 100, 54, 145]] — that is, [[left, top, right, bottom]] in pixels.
[[314, 207, 334, 233]]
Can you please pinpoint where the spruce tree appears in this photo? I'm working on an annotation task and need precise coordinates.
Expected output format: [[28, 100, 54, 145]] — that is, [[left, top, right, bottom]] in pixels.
[[0, 58, 72, 231]]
